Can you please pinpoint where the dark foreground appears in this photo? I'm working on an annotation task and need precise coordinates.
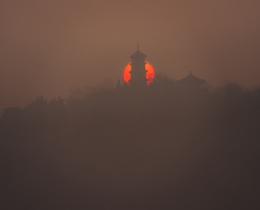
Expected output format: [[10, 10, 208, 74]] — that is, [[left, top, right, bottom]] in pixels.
[[1, 81, 259, 209]]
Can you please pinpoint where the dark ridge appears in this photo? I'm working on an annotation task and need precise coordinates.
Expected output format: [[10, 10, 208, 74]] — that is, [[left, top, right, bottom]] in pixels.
[[1, 80, 259, 209]]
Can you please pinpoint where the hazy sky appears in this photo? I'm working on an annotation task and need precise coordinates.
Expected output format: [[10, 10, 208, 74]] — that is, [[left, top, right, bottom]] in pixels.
[[1, 0, 260, 110]]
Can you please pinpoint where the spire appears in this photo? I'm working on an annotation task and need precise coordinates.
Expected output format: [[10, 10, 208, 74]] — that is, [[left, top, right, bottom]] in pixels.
[[130, 42, 146, 58]]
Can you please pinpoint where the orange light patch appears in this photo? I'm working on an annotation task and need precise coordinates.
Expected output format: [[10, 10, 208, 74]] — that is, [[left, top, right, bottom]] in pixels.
[[123, 61, 155, 85]]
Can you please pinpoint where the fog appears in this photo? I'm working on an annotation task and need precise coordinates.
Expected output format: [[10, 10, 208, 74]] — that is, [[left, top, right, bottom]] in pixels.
[[1, 0, 260, 110], [1, 1, 260, 209], [1, 80, 260, 209]]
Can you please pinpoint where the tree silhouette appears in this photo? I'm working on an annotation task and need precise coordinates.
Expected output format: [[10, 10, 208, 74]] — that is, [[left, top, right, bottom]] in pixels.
[[0, 78, 259, 209]]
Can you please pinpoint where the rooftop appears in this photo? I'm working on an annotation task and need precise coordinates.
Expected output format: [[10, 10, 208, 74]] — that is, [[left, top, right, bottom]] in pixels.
[[130, 50, 146, 59], [176, 71, 206, 86]]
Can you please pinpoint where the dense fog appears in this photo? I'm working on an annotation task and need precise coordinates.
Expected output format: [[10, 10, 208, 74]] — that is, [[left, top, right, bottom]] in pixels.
[[1, 1, 260, 208], [1, 78, 259, 209], [1, 0, 260, 110]]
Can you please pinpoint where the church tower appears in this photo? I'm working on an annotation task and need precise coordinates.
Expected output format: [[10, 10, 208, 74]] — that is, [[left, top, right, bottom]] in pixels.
[[128, 44, 148, 86]]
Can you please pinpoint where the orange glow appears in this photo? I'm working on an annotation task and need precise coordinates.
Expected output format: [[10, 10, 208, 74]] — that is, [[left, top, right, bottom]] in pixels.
[[123, 61, 155, 85]]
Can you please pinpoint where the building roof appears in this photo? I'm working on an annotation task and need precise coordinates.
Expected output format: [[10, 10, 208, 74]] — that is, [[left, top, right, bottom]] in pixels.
[[176, 71, 206, 86], [130, 50, 146, 59]]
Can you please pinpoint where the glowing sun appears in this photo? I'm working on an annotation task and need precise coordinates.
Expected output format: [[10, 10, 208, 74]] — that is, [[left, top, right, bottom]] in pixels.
[[123, 61, 155, 85]]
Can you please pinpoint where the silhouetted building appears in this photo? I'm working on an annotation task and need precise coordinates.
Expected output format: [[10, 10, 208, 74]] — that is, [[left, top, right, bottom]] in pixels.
[[128, 45, 148, 86], [176, 71, 206, 86]]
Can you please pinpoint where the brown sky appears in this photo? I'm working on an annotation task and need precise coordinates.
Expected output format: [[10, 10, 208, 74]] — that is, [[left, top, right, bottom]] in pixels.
[[1, 0, 260, 110]]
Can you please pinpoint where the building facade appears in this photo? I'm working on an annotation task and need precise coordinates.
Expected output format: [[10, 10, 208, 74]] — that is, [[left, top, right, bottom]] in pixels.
[[128, 48, 148, 86]]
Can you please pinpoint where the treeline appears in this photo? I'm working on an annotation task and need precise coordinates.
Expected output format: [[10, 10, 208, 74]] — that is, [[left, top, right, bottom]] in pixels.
[[0, 77, 259, 209]]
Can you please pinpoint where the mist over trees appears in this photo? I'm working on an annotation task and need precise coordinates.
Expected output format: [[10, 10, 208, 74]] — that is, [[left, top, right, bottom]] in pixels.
[[1, 77, 259, 209]]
